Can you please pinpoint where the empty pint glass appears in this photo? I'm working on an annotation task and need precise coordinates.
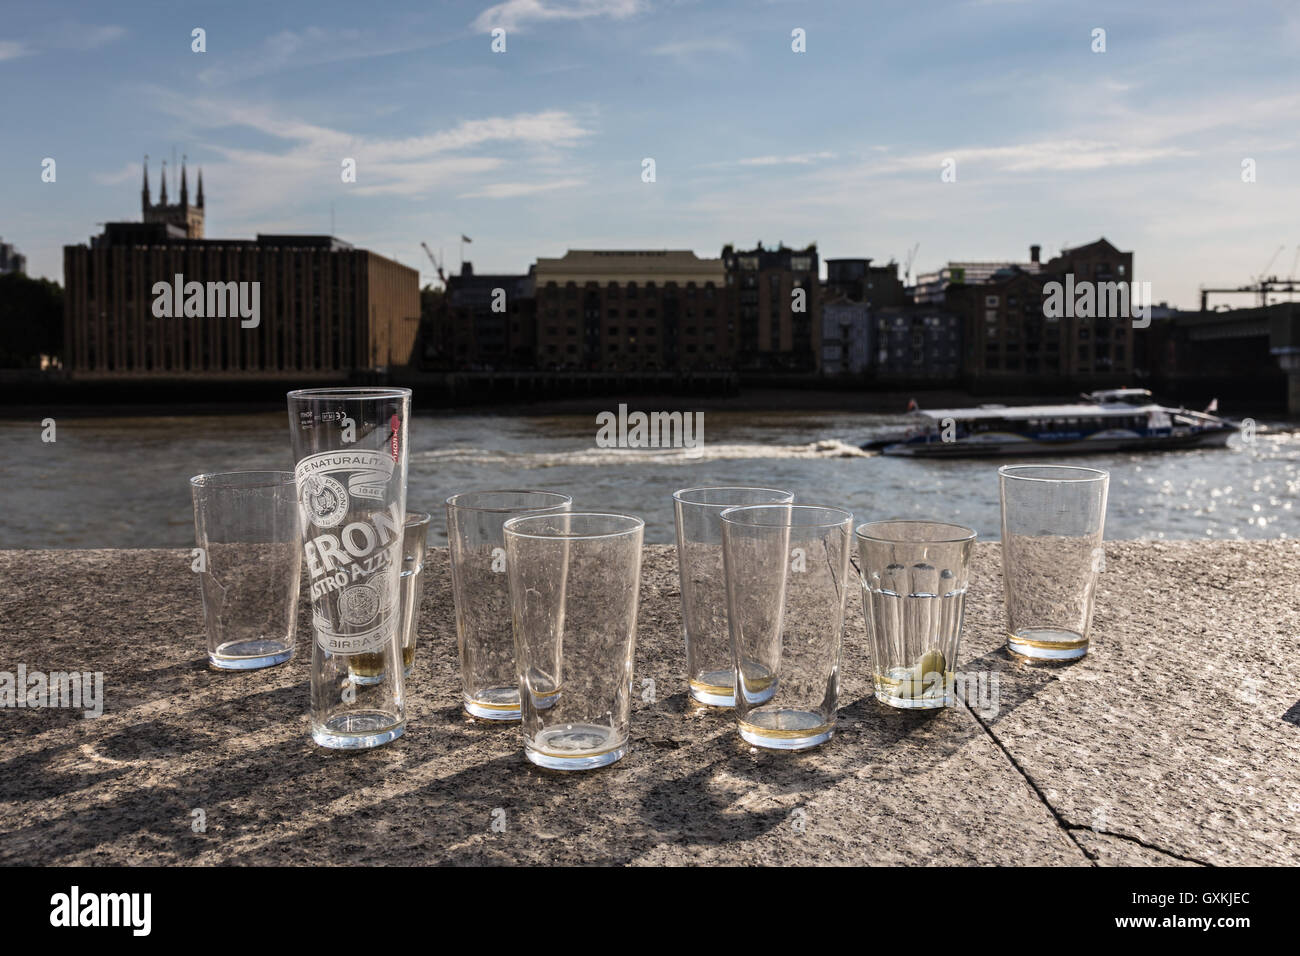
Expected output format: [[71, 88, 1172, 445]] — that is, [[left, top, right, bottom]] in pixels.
[[720, 504, 853, 751], [190, 471, 301, 670], [447, 491, 573, 720], [504, 512, 644, 770], [673, 486, 795, 707], [398, 511, 431, 677], [999, 465, 1109, 661], [288, 387, 411, 749]]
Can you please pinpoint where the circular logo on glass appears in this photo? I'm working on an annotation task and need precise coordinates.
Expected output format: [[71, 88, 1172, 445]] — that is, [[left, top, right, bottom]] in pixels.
[[302, 475, 348, 528], [339, 583, 381, 626]]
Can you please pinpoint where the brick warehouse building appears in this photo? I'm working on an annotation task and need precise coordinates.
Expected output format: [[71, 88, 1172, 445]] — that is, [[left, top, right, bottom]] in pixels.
[[533, 250, 729, 371], [64, 225, 419, 379], [723, 243, 820, 371], [443, 262, 536, 370], [946, 238, 1135, 389]]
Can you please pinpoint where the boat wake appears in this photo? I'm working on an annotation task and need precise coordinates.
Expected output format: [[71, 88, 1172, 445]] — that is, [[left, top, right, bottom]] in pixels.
[[409, 438, 875, 468]]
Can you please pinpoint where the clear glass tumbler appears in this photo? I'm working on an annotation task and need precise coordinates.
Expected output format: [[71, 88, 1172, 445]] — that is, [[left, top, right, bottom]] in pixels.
[[673, 486, 795, 707], [287, 387, 410, 749], [447, 490, 573, 720], [503, 512, 644, 770], [350, 509, 430, 682], [399, 511, 431, 677], [720, 504, 853, 751], [857, 520, 977, 709], [999, 464, 1110, 661], [190, 471, 301, 670]]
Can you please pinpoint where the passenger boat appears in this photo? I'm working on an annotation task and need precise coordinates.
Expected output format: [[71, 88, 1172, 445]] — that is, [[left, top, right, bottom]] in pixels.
[[868, 389, 1239, 458]]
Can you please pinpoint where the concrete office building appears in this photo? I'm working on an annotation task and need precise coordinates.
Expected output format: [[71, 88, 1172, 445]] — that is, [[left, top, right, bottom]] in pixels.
[[64, 219, 419, 378]]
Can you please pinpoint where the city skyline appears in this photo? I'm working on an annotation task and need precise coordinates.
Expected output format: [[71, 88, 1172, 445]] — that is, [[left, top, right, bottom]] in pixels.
[[5, 0, 1300, 309]]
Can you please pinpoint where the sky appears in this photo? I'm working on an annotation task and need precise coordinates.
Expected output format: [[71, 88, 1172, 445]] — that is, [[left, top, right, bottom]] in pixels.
[[3, 0, 1300, 309]]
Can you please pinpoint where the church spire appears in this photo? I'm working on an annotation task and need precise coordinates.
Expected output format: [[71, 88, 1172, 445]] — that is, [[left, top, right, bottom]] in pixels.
[[180, 155, 189, 205], [141, 154, 150, 211], [159, 159, 168, 203], [196, 168, 204, 208]]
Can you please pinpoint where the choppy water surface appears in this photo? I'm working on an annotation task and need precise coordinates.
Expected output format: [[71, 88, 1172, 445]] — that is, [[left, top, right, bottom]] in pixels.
[[2, 409, 1297, 547]]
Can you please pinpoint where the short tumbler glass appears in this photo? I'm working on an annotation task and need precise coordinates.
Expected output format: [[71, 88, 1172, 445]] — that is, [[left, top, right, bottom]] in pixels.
[[190, 471, 301, 670], [504, 512, 644, 770], [673, 485, 795, 707], [447, 490, 573, 720], [999, 464, 1110, 661], [720, 504, 853, 751], [857, 520, 977, 709]]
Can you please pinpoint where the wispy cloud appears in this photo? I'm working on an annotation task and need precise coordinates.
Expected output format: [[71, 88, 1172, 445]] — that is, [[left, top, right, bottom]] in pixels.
[[907, 140, 1193, 174], [144, 89, 595, 213], [472, 0, 646, 33], [0, 40, 31, 61], [196, 26, 446, 85], [0, 23, 123, 61], [459, 178, 586, 199], [735, 151, 837, 167], [61, 24, 126, 50], [650, 36, 740, 57], [92, 161, 143, 186]]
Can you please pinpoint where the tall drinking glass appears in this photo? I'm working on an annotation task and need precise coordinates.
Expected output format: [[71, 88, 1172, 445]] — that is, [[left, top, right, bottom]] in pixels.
[[720, 504, 853, 751], [190, 471, 301, 670], [287, 387, 411, 749], [354, 510, 431, 679], [398, 511, 431, 677], [503, 512, 644, 770], [673, 486, 795, 707], [447, 491, 573, 720], [999, 464, 1109, 661], [857, 520, 977, 708]]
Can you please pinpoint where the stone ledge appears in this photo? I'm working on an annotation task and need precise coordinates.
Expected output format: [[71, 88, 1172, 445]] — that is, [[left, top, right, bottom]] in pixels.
[[1, 540, 1297, 865]]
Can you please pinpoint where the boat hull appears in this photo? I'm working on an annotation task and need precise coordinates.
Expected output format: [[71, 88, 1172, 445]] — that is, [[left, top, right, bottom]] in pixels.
[[879, 428, 1236, 458]]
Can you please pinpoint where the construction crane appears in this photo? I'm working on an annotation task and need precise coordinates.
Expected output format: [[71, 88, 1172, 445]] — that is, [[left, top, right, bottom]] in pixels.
[[1199, 276, 1300, 311], [1257, 243, 1286, 283], [420, 242, 447, 288], [1199, 244, 1300, 309], [903, 242, 920, 286]]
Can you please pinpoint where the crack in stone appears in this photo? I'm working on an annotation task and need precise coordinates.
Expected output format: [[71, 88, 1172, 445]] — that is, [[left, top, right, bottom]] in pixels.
[[1062, 823, 1212, 867], [960, 696, 1098, 865], [960, 696, 1214, 867]]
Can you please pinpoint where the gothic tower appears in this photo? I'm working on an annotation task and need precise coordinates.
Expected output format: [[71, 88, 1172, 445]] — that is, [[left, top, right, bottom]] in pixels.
[[142, 154, 205, 238]]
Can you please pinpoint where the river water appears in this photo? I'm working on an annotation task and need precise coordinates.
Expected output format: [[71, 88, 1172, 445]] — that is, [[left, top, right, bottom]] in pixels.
[[3, 409, 1297, 548]]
